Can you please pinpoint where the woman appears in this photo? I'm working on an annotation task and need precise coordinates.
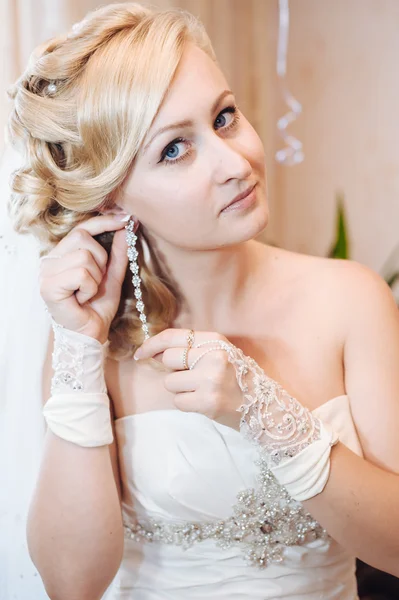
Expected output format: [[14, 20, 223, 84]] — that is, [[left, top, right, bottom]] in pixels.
[[6, 2, 399, 599]]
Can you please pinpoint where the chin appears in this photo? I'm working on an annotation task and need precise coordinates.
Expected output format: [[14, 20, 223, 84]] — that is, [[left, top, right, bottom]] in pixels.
[[227, 197, 269, 245]]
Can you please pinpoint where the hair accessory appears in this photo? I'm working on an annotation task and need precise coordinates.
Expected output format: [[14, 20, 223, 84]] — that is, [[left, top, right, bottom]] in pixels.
[[47, 83, 57, 95], [125, 217, 150, 340]]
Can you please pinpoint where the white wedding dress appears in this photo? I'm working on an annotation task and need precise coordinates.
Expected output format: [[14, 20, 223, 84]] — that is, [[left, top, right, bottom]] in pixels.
[[103, 395, 362, 599]]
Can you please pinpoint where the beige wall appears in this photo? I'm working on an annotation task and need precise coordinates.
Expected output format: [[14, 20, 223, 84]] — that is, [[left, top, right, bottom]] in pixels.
[[2, 0, 399, 273], [279, 0, 399, 273]]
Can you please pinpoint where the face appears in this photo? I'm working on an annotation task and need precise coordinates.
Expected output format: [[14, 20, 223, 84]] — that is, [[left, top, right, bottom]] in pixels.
[[120, 43, 268, 250]]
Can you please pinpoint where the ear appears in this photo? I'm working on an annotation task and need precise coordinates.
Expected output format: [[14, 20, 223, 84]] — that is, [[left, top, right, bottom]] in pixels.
[[133, 218, 140, 234]]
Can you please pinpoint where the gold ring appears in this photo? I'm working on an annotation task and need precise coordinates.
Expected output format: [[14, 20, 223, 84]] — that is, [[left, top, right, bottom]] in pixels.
[[182, 347, 189, 370], [186, 329, 195, 349]]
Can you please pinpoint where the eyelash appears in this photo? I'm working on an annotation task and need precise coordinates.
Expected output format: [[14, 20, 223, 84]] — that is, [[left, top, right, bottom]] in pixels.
[[158, 105, 240, 166]]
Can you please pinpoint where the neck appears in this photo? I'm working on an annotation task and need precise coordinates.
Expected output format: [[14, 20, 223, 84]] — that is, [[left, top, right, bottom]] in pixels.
[[143, 233, 268, 331]]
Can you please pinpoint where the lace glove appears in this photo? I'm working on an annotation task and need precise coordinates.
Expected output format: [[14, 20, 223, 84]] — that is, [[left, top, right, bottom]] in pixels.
[[196, 341, 339, 502], [42, 318, 114, 447]]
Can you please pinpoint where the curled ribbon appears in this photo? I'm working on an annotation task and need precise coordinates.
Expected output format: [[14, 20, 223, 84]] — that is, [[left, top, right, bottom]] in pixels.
[[275, 0, 304, 166]]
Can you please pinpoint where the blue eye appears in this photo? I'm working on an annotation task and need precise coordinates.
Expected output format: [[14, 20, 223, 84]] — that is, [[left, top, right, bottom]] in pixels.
[[215, 114, 227, 128], [158, 105, 239, 165], [165, 142, 182, 159], [159, 137, 187, 163], [215, 106, 237, 129], [166, 147, 177, 158]]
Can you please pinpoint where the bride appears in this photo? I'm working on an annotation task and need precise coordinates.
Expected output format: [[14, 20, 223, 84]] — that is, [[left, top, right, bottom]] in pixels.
[[5, 2, 399, 598]]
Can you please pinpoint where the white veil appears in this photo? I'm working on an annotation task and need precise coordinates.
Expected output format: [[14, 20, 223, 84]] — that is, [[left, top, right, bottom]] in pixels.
[[0, 144, 51, 599]]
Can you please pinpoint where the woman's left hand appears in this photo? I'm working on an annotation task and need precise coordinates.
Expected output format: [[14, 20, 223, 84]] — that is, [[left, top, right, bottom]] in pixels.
[[134, 328, 243, 429]]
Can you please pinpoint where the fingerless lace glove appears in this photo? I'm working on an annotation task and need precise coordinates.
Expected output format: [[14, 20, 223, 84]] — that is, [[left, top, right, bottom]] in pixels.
[[195, 340, 339, 502], [42, 319, 113, 447]]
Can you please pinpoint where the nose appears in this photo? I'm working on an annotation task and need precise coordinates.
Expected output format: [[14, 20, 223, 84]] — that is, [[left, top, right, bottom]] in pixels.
[[209, 135, 253, 185]]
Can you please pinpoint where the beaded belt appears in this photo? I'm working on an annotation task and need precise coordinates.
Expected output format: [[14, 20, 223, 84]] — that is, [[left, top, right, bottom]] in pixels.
[[123, 458, 329, 569]]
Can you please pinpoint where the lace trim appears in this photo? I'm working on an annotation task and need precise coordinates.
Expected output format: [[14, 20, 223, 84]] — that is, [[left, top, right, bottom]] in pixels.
[[123, 457, 328, 568], [193, 340, 322, 466], [238, 367, 322, 465], [50, 321, 86, 394]]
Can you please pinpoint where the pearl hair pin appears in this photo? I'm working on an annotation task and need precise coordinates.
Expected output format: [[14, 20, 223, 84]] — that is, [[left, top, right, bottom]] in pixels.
[[47, 83, 57, 95]]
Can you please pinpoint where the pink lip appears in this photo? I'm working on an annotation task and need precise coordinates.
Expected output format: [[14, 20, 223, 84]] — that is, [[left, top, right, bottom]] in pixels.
[[221, 183, 257, 214]]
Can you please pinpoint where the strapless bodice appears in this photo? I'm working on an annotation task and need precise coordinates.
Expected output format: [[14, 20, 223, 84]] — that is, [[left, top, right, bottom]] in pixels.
[[103, 395, 362, 599]]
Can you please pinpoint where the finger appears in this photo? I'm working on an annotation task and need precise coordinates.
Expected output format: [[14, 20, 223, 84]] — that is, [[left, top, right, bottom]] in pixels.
[[71, 239, 109, 275], [74, 268, 100, 305], [161, 346, 226, 371], [56, 214, 128, 256], [134, 328, 222, 360], [102, 209, 141, 235], [73, 213, 129, 237], [46, 267, 99, 305], [89, 227, 129, 313], [88, 226, 130, 316], [105, 226, 129, 287], [164, 370, 199, 394], [41, 230, 113, 277], [173, 392, 202, 413], [133, 329, 188, 360], [42, 248, 105, 285]]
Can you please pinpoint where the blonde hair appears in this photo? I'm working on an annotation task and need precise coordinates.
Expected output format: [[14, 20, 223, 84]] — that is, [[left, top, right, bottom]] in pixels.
[[7, 2, 216, 360]]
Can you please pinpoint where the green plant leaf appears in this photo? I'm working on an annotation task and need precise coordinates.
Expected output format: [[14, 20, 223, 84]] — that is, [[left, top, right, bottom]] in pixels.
[[329, 194, 349, 260], [385, 272, 399, 288], [379, 243, 399, 289]]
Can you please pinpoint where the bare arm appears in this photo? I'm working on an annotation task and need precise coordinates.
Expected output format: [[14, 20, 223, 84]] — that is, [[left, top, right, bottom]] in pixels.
[[304, 262, 399, 577], [27, 329, 124, 600]]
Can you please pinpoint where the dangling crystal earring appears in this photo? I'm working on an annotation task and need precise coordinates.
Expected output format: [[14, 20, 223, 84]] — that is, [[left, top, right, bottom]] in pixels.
[[125, 217, 150, 340]]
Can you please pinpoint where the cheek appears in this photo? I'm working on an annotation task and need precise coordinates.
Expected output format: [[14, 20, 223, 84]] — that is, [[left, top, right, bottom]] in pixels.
[[128, 175, 210, 235]]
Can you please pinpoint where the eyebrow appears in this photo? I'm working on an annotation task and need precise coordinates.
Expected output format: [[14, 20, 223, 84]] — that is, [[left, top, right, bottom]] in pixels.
[[142, 89, 234, 154]]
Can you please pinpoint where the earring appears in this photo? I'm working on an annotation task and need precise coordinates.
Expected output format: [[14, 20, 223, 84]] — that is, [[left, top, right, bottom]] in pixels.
[[125, 217, 150, 340]]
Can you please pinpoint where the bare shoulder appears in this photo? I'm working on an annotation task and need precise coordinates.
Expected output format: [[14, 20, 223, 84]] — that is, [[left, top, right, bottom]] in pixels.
[[273, 246, 397, 330], [302, 253, 395, 315], [270, 244, 387, 291]]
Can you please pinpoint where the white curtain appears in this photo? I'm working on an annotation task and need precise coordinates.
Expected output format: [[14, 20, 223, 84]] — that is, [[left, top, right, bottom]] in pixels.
[[0, 146, 50, 598], [0, 7, 66, 596]]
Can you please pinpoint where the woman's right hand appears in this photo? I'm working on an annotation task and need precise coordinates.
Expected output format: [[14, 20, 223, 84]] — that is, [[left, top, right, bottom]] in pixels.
[[39, 213, 131, 343]]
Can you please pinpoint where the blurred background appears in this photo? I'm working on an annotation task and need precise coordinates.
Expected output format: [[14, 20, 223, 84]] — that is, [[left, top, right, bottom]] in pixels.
[[1, 1, 399, 598]]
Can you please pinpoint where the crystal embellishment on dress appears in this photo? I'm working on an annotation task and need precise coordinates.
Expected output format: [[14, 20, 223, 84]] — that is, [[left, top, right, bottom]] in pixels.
[[123, 458, 328, 568], [50, 321, 86, 394]]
